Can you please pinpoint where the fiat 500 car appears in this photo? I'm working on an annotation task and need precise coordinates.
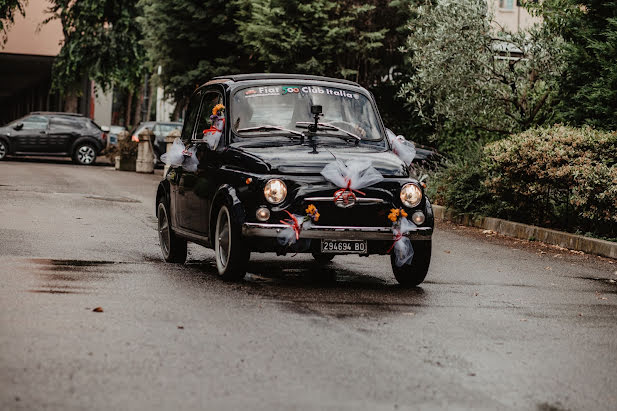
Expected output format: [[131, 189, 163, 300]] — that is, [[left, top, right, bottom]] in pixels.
[[156, 73, 433, 286]]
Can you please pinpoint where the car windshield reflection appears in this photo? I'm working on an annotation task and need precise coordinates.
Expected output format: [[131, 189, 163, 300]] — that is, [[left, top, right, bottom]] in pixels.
[[231, 85, 383, 141]]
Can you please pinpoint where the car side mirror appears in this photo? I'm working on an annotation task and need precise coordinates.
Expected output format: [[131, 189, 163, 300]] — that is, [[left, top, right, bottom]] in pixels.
[[13, 123, 23, 131], [101, 126, 110, 132]]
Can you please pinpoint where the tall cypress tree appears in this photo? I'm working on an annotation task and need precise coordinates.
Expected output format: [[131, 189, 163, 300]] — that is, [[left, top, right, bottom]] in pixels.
[[139, 0, 250, 107], [236, 0, 411, 86], [531, 0, 617, 130]]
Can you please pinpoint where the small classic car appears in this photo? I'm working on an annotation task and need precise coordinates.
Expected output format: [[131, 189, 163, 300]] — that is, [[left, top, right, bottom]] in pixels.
[[156, 73, 433, 286]]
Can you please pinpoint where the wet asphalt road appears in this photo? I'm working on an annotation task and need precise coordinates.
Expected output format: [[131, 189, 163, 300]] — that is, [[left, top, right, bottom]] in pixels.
[[1, 157, 616, 411]]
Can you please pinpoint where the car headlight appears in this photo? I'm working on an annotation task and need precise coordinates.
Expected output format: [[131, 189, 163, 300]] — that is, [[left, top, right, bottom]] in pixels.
[[264, 179, 287, 204], [400, 183, 422, 208]]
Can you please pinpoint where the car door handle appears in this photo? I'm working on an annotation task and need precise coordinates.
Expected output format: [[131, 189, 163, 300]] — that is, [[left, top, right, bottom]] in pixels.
[[39, 131, 47, 134]]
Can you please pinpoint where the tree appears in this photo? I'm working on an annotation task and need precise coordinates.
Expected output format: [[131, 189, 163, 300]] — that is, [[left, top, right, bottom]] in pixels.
[[528, 0, 617, 130], [47, 0, 146, 92], [0, 0, 26, 45], [236, 0, 411, 86], [138, 0, 250, 110], [46, 0, 146, 116], [236, 0, 423, 139], [400, 0, 565, 137]]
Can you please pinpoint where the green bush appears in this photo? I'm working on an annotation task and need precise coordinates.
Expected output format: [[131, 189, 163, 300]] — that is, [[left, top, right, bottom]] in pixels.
[[426, 142, 494, 215], [429, 125, 617, 239], [484, 125, 616, 236]]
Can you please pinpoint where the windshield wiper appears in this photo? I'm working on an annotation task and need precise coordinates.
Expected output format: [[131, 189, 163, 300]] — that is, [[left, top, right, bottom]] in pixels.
[[295, 121, 361, 142], [237, 125, 305, 140]]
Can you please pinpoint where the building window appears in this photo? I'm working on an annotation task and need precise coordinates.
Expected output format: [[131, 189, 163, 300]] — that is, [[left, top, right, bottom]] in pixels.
[[499, 0, 515, 10]]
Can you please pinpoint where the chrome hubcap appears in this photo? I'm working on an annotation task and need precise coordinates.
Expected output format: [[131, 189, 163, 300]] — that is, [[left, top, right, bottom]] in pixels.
[[158, 204, 170, 257], [77, 146, 95, 164], [216, 207, 231, 270], [0, 142, 6, 159]]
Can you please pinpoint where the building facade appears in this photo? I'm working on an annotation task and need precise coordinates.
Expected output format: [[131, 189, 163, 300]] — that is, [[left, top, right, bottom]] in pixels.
[[0, 0, 112, 127], [491, 0, 538, 32]]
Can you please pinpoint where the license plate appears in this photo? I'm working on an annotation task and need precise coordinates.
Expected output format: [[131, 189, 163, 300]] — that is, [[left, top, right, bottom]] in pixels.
[[321, 239, 367, 254]]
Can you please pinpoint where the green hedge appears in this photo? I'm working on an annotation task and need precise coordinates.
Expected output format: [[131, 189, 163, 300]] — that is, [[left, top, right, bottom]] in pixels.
[[429, 125, 617, 239]]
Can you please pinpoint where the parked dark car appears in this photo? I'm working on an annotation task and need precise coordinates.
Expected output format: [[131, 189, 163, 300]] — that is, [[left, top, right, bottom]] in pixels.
[[130, 121, 183, 160], [0, 112, 107, 165], [156, 73, 434, 286]]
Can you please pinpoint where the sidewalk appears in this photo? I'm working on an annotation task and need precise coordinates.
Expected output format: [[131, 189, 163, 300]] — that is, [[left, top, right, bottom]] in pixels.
[[433, 205, 617, 259]]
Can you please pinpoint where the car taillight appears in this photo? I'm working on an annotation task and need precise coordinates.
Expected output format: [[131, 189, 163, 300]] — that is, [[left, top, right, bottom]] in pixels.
[[101, 132, 107, 141]]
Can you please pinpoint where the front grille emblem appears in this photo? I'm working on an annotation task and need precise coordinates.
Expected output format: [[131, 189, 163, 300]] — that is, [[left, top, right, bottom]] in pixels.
[[335, 190, 357, 208]]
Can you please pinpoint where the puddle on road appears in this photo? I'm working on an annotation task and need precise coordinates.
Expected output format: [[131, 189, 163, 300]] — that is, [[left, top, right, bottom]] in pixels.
[[183, 258, 430, 319], [27, 289, 85, 295], [580, 276, 617, 287], [84, 195, 141, 203], [31, 258, 119, 267], [28, 258, 127, 295]]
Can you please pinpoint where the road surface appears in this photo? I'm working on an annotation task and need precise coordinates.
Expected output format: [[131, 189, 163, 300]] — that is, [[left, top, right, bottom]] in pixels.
[[1, 157, 616, 410]]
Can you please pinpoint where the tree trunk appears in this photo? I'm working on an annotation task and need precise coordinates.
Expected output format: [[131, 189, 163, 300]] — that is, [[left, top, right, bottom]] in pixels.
[[64, 93, 78, 113], [133, 85, 143, 126], [171, 100, 184, 121], [146, 80, 155, 122], [125, 90, 133, 128]]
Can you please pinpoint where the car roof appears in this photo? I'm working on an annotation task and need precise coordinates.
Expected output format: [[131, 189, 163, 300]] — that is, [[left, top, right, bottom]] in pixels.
[[138, 121, 182, 126], [209, 73, 361, 87], [31, 112, 85, 118]]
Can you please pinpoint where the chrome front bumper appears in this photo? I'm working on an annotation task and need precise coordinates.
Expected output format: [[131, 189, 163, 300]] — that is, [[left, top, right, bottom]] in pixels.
[[242, 223, 432, 241]]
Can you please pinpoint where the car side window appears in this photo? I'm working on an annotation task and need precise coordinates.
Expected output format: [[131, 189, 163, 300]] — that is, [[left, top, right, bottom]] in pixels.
[[180, 90, 203, 144], [22, 116, 48, 130], [195, 92, 223, 139], [50, 117, 83, 130]]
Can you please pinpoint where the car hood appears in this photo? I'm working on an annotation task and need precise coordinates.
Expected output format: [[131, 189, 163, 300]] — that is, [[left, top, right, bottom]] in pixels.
[[226, 142, 408, 177]]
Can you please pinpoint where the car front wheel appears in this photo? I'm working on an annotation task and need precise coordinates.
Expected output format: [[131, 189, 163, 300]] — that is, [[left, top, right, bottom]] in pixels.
[[390, 240, 431, 287], [215, 204, 249, 281], [73, 143, 97, 165], [158, 200, 187, 263]]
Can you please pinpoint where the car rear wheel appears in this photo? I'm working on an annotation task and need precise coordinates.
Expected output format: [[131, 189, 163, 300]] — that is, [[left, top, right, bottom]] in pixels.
[[158, 201, 187, 263], [215, 205, 249, 281], [0, 140, 7, 161], [390, 240, 431, 287], [73, 143, 97, 165]]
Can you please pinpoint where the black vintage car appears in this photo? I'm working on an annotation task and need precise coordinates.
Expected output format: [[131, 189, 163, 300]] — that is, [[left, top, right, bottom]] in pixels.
[[156, 74, 434, 286]]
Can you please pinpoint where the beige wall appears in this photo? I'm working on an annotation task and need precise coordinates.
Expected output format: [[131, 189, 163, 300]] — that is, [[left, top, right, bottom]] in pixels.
[[2, 0, 62, 56], [490, 0, 539, 32]]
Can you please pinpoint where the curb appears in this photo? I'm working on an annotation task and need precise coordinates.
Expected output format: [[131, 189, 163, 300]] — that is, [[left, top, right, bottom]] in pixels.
[[432, 205, 617, 260]]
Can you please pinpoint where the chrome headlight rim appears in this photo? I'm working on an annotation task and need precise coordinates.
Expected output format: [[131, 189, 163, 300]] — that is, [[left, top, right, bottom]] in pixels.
[[400, 182, 423, 208], [263, 178, 287, 205]]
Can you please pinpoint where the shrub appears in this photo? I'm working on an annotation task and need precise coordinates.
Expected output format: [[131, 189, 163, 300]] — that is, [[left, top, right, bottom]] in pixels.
[[483, 125, 617, 236], [105, 132, 138, 163], [426, 142, 495, 215]]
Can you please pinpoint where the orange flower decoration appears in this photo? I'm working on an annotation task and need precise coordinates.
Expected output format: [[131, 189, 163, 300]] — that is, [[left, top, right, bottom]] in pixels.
[[212, 103, 225, 116], [388, 208, 408, 223], [305, 204, 320, 222]]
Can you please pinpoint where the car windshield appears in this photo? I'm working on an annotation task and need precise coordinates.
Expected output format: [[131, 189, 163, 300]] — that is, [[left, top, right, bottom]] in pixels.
[[231, 84, 384, 141]]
